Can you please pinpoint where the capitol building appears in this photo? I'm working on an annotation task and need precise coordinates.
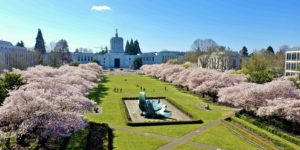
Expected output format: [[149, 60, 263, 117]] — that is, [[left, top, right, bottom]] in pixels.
[[72, 30, 186, 68]]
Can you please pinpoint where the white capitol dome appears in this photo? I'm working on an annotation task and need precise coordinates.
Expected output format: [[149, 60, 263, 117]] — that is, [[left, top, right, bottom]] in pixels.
[[109, 29, 124, 53]]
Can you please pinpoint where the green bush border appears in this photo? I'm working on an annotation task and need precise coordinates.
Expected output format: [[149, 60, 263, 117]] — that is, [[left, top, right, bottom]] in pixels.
[[222, 119, 278, 150], [229, 117, 298, 150], [121, 97, 203, 126], [235, 113, 300, 146]]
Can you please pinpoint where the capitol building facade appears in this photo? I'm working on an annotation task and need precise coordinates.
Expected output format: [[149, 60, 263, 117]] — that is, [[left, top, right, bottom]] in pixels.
[[72, 30, 186, 68]]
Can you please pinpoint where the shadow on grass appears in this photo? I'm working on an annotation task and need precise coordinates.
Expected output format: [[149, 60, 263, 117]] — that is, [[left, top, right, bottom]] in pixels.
[[59, 122, 115, 150], [87, 76, 109, 104]]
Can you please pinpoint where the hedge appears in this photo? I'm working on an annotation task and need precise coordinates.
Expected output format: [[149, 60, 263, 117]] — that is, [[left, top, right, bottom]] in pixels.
[[230, 117, 299, 150], [235, 114, 300, 146], [221, 120, 278, 150], [237, 110, 300, 135], [127, 120, 203, 126]]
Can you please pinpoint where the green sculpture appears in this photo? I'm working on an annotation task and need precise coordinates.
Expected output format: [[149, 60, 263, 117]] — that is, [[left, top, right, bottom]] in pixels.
[[138, 92, 171, 118]]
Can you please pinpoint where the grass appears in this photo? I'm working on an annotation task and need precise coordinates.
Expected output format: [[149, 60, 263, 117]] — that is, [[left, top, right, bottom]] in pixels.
[[4, 72, 297, 149], [113, 130, 168, 150], [191, 124, 260, 150], [86, 73, 232, 137], [172, 144, 206, 150], [81, 72, 278, 149]]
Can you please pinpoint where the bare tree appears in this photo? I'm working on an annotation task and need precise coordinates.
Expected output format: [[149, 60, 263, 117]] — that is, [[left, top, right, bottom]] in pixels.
[[191, 39, 218, 52], [53, 39, 72, 65]]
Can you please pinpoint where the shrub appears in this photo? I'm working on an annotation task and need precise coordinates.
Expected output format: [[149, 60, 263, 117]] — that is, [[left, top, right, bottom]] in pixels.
[[70, 62, 80, 66], [0, 72, 25, 105], [231, 117, 297, 150], [235, 114, 300, 146]]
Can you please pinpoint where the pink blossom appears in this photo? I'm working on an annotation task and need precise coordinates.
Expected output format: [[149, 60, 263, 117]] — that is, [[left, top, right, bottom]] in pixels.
[[0, 63, 102, 139]]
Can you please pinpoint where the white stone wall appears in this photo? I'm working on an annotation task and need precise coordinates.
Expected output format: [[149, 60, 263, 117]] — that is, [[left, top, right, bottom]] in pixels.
[[72, 53, 96, 64], [0, 40, 35, 71], [198, 51, 242, 71]]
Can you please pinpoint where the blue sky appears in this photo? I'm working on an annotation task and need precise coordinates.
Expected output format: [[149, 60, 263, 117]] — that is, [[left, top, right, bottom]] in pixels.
[[0, 0, 299, 53]]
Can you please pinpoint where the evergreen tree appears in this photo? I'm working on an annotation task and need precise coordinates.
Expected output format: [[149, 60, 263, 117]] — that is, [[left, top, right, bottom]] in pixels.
[[34, 29, 46, 54], [240, 46, 248, 57], [129, 39, 134, 54], [125, 39, 142, 55], [134, 40, 141, 54], [133, 57, 142, 69], [34, 29, 46, 64], [125, 40, 130, 54], [16, 41, 25, 47], [266, 46, 274, 54]]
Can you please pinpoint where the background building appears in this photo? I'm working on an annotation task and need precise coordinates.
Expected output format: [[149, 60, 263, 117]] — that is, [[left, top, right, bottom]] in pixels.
[[285, 50, 300, 76], [198, 51, 242, 71], [71, 31, 185, 69], [139, 51, 186, 65], [0, 40, 35, 71]]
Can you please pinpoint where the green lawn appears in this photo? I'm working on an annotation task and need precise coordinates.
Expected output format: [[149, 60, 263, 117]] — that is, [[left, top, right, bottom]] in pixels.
[[172, 144, 206, 150], [113, 130, 168, 150], [86, 74, 232, 137], [191, 124, 260, 150], [82, 73, 266, 149]]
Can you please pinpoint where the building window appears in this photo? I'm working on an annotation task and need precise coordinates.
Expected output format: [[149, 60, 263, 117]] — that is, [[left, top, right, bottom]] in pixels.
[[287, 53, 291, 60], [286, 63, 291, 70], [292, 53, 296, 60], [292, 63, 296, 70]]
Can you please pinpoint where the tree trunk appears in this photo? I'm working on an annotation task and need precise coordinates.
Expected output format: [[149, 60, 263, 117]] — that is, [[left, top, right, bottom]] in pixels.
[[5, 137, 11, 150], [38, 137, 48, 149]]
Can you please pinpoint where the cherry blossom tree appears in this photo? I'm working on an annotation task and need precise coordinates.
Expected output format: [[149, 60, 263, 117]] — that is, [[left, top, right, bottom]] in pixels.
[[218, 80, 300, 111], [140, 64, 300, 124], [139, 64, 247, 99], [257, 98, 300, 124], [0, 63, 102, 148]]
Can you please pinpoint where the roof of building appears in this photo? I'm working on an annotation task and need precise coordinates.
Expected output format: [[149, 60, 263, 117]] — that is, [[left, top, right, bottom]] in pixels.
[[0, 40, 14, 47]]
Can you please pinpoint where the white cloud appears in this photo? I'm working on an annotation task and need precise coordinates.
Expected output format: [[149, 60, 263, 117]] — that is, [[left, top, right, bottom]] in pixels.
[[91, 5, 111, 11]]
